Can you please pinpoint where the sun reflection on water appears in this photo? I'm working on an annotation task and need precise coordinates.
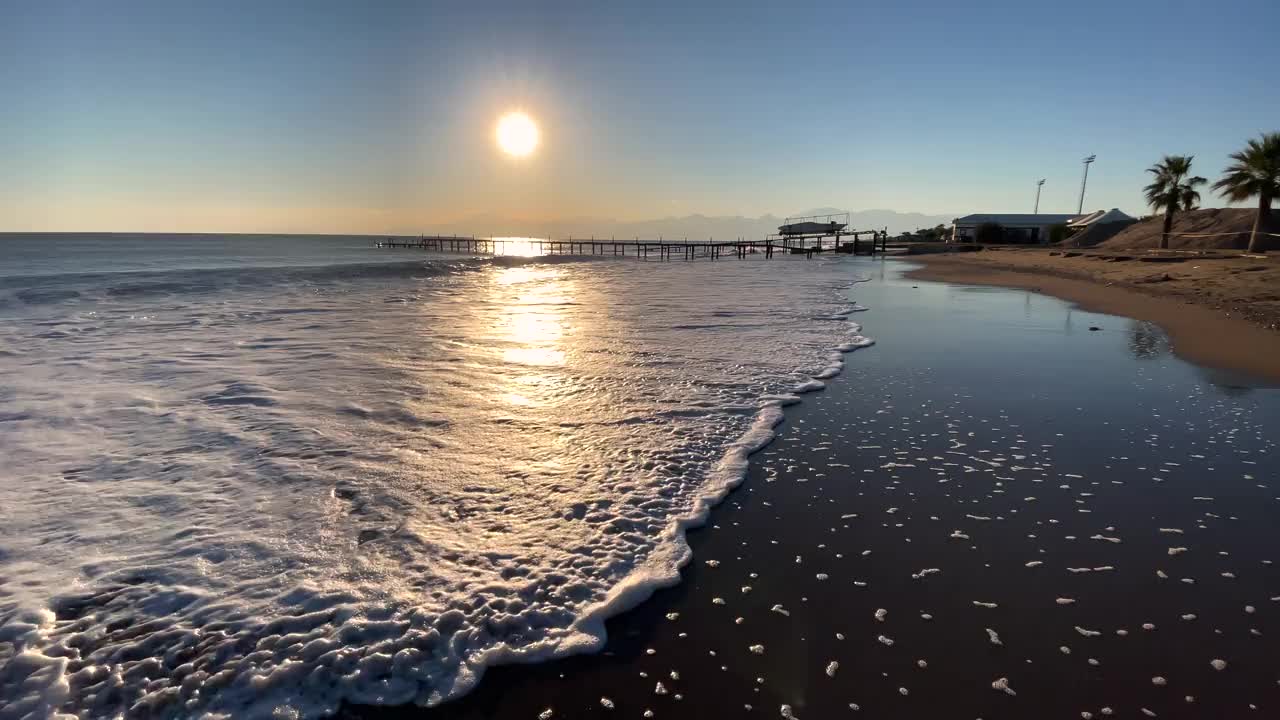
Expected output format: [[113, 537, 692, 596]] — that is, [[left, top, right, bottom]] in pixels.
[[491, 237, 549, 258], [490, 265, 572, 407]]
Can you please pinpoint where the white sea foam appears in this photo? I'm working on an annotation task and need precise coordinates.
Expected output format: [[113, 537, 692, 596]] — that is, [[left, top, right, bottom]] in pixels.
[[0, 254, 875, 717]]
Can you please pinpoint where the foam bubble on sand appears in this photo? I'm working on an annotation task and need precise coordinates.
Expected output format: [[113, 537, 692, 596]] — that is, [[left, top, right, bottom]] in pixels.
[[877, 635, 895, 647], [1056, 598, 1077, 605], [874, 608, 888, 622], [794, 379, 827, 393], [781, 704, 799, 719], [973, 601, 999, 609], [601, 697, 615, 709], [1211, 659, 1227, 671], [1075, 626, 1101, 638], [1152, 677, 1167, 686], [836, 336, 876, 353], [826, 661, 839, 677], [748, 645, 765, 655], [992, 677, 1017, 696], [540, 708, 554, 719], [1168, 547, 1189, 556], [986, 628, 1003, 645]]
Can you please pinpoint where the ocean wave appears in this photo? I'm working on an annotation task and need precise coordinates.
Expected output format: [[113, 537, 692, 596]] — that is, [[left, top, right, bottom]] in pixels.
[[0, 256, 874, 717], [0, 255, 597, 307]]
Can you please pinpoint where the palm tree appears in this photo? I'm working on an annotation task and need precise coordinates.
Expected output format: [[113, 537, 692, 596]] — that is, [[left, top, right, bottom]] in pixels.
[[1212, 132, 1280, 253], [1144, 155, 1207, 249]]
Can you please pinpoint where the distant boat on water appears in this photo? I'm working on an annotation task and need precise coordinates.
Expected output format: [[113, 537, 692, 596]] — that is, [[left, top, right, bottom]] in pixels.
[[778, 220, 848, 236]]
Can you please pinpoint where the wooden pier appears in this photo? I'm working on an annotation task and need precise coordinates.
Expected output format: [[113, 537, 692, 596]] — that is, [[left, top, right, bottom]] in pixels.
[[378, 232, 889, 260]]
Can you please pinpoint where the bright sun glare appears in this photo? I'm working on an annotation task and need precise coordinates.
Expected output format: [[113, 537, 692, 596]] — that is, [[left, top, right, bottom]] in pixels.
[[496, 111, 539, 157]]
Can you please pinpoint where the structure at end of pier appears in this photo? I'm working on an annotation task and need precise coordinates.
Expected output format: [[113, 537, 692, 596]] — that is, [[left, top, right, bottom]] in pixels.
[[770, 212, 888, 254]]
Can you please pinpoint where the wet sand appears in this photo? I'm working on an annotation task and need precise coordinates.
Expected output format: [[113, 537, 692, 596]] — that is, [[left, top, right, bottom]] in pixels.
[[341, 259, 1280, 719], [904, 250, 1280, 383]]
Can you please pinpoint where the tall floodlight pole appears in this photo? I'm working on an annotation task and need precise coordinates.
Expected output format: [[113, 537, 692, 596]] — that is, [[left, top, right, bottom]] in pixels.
[[1077, 155, 1096, 215], [1034, 179, 1045, 214]]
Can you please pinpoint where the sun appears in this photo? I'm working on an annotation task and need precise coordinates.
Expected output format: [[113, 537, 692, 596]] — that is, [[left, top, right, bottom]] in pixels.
[[496, 111, 539, 157]]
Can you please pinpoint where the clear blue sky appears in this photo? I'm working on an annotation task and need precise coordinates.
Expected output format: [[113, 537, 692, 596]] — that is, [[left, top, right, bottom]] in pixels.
[[3, 0, 1277, 233]]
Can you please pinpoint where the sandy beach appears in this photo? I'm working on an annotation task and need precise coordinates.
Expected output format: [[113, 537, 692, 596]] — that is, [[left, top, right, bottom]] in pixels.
[[904, 249, 1280, 384], [342, 259, 1280, 720], [8, 4, 1280, 718]]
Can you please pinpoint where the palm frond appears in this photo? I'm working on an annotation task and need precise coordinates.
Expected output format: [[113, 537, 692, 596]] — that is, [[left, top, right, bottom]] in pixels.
[[1144, 155, 1202, 212], [1179, 188, 1201, 211], [1213, 132, 1280, 202]]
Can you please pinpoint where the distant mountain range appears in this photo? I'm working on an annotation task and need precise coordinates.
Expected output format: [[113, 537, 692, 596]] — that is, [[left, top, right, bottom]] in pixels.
[[421, 209, 955, 240]]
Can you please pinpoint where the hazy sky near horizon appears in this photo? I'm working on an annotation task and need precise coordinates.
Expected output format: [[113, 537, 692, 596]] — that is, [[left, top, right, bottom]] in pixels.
[[4, 0, 1278, 234]]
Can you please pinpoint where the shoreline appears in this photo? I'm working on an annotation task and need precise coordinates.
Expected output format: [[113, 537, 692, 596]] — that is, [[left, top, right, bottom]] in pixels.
[[339, 275, 878, 716], [344, 258, 1280, 718], [901, 250, 1280, 384]]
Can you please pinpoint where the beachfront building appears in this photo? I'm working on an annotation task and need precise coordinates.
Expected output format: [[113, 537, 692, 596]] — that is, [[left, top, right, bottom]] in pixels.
[[949, 213, 1080, 244]]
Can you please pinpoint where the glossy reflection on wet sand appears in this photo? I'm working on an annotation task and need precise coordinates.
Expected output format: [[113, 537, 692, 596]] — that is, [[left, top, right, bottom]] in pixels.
[[359, 258, 1280, 720]]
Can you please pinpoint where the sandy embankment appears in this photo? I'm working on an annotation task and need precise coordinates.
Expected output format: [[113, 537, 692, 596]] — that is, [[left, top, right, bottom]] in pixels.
[[903, 248, 1280, 383]]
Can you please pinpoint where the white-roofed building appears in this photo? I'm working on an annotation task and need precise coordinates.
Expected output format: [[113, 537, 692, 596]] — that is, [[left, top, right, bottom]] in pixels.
[[1066, 208, 1137, 230], [949, 213, 1081, 244]]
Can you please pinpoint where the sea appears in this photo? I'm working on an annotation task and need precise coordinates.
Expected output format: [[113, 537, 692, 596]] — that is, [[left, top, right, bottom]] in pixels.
[[0, 234, 872, 718]]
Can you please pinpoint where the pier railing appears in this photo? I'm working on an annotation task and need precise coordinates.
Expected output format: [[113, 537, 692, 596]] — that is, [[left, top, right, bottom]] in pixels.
[[378, 233, 889, 259]]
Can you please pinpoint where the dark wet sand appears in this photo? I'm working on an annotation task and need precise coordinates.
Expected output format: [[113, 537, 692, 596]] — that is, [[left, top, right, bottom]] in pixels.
[[342, 262, 1280, 719]]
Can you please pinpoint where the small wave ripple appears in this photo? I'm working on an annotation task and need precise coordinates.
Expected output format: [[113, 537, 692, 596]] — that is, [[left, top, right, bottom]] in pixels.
[[0, 253, 873, 717]]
